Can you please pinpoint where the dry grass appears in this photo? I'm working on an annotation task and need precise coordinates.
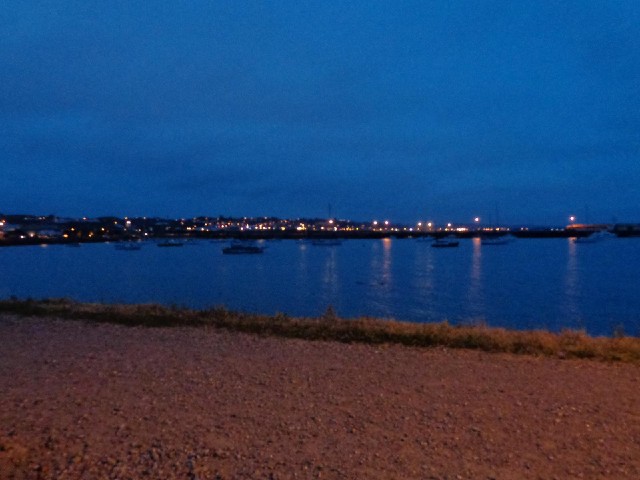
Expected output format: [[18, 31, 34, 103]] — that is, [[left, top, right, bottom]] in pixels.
[[1, 298, 640, 363]]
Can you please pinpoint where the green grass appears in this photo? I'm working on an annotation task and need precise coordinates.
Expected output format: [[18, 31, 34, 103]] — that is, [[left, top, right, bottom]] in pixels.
[[1, 297, 640, 363]]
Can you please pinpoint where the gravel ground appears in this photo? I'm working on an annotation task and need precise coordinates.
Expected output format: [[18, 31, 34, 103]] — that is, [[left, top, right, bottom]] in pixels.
[[1, 315, 639, 480]]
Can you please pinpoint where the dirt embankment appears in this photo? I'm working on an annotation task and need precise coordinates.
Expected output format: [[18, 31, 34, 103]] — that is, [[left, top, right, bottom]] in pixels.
[[1, 316, 639, 479]]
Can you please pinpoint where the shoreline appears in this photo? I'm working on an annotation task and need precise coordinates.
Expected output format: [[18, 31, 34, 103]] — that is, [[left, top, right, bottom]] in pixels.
[[0, 227, 631, 247], [1, 315, 639, 479], [1, 298, 640, 363]]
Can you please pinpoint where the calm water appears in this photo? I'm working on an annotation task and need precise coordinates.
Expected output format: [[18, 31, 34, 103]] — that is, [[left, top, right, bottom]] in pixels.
[[1, 237, 639, 336]]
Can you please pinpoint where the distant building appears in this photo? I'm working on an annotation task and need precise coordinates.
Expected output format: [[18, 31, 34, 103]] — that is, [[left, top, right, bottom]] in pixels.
[[565, 223, 611, 233], [612, 223, 640, 237]]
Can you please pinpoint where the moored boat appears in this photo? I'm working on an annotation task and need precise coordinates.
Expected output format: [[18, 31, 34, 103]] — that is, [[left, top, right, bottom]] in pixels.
[[481, 235, 511, 246], [573, 231, 613, 244], [432, 236, 459, 248], [115, 242, 142, 251], [222, 244, 265, 254], [157, 240, 183, 247]]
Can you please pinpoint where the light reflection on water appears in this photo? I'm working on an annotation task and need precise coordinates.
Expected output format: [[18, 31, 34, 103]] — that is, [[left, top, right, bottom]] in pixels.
[[467, 237, 485, 323], [563, 239, 581, 329], [368, 238, 393, 317], [410, 240, 436, 319], [1, 238, 639, 336], [320, 246, 339, 310]]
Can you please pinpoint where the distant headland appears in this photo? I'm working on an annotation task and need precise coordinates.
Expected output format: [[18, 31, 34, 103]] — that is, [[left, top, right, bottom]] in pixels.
[[1, 213, 639, 246]]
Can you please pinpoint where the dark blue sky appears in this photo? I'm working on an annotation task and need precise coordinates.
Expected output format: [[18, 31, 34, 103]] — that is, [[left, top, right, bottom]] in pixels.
[[2, 1, 639, 225]]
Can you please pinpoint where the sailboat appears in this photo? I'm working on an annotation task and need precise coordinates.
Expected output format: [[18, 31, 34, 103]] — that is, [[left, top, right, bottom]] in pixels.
[[432, 236, 459, 248], [481, 235, 512, 245]]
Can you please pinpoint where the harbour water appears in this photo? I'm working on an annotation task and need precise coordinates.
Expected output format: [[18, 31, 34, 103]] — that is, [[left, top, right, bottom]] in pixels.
[[1, 237, 639, 336]]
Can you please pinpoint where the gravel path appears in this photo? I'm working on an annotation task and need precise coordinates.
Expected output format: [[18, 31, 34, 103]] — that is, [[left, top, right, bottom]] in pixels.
[[1, 316, 639, 479]]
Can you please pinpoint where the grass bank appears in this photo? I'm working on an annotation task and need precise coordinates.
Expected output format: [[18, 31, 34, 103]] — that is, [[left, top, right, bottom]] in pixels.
[[1, 298, 639, 363]]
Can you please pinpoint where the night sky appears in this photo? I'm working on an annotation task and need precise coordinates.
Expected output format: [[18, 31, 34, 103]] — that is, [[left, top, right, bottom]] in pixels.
[[2, 1, 639, 225]]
